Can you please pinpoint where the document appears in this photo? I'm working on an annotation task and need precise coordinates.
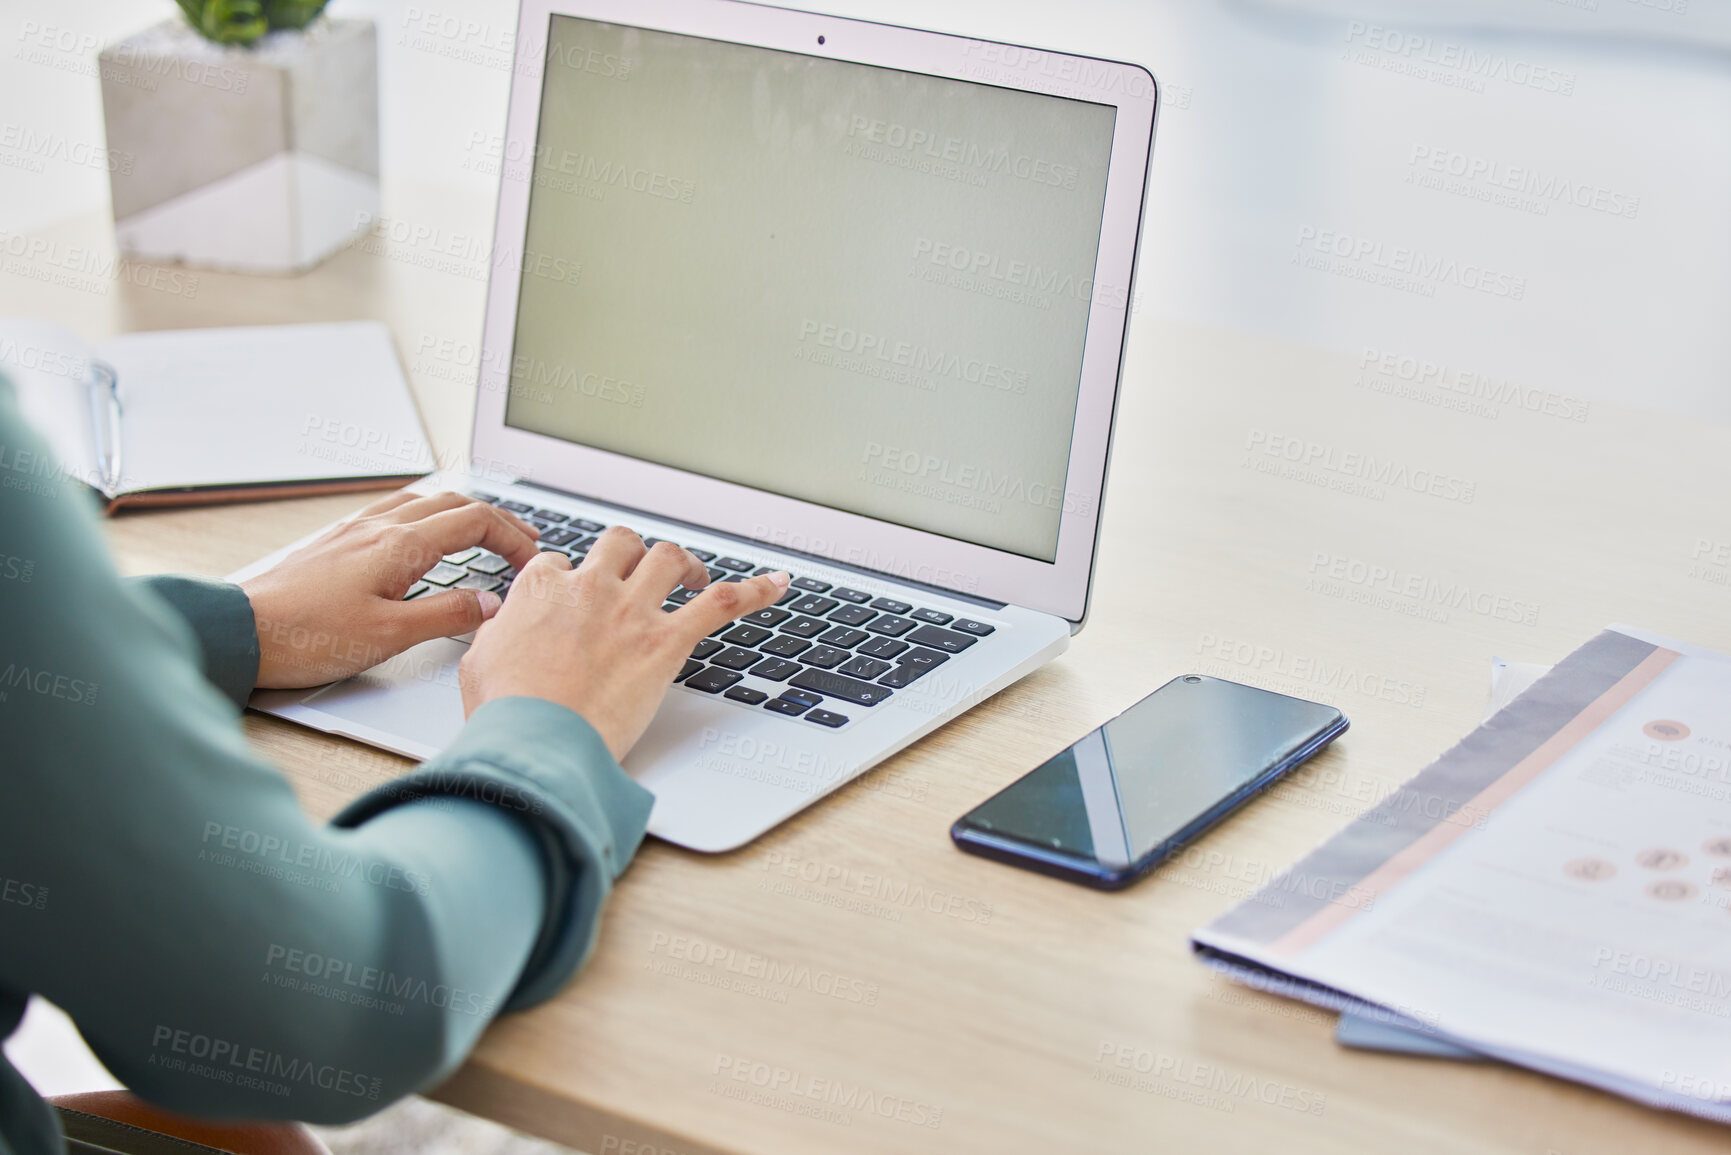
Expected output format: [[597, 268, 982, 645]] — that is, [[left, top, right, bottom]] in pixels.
[[1195, 626, 1731, 1123], [1333, 655, 1547, 1058]]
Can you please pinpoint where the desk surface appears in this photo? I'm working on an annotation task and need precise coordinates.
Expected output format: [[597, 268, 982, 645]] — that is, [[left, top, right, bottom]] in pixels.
[[7, 213, 1731, 1155]]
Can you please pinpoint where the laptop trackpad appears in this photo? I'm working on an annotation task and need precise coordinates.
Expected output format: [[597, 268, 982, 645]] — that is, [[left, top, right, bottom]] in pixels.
[[299, 637, 470, 752]]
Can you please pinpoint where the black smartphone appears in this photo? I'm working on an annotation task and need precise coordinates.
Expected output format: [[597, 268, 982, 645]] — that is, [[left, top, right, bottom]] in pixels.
[[950, 675, 1348, 889]]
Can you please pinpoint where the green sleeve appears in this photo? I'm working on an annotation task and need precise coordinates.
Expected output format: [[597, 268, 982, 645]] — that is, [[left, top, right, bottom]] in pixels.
[[0, 377, 653, 1138], [128, 575, 260, 708]]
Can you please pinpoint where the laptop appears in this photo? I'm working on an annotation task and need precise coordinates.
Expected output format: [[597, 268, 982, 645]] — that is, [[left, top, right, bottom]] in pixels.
[[231, 0, 1158, 852]]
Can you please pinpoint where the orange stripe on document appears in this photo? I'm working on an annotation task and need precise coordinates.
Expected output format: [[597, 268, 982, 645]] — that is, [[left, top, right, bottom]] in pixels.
[[1269, 646, 1679, 958]]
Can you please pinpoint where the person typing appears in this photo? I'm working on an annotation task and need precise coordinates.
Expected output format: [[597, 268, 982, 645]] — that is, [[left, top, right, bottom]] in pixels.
[[0, 375, 788, 1154]]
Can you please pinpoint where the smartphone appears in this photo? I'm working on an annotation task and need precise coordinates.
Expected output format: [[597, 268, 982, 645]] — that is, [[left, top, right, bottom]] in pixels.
[[950, 675, 1348, 889]]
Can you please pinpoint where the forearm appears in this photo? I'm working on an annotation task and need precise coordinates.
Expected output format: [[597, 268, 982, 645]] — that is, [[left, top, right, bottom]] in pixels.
[[71, 699, 650, 1123], [6, 665, 645, 1124], [334, 697, 654, 1010], [82, 798, 547, 1124]]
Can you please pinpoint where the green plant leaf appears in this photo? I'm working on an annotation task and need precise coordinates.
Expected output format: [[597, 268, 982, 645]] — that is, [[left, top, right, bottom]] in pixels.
[[180, 0, 270, 46], [262, 0, 331, 31]]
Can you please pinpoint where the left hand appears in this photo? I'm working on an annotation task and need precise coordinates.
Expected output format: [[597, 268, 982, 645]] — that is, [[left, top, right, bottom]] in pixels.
[[241, 490, 542, 688]]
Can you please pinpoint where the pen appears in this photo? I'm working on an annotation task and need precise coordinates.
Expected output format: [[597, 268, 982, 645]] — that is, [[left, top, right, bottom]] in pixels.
[[86, 358, 122, 496]]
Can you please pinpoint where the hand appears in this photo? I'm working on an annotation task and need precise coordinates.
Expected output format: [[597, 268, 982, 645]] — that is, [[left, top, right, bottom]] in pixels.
[[241, 490, 542, 688], [459, 527, 790, 761]]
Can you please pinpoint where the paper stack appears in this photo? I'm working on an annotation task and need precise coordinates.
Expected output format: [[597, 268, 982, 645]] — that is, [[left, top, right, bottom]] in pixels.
[[1193, 626, 1731, 1123]]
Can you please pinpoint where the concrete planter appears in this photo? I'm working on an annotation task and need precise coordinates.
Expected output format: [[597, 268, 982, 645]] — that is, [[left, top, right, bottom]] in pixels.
[[98, 17, 379, 274]]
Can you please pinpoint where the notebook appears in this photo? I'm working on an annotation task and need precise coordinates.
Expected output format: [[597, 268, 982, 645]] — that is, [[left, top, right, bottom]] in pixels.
[[0, 319, 434, 511]]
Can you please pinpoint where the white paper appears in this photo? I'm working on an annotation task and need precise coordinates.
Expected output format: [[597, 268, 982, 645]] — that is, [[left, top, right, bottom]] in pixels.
[[1201, 627, 1731, 1123], [1335, 655, 1556, 1059], [0, 318, 101, 491], [100, 321, 433, 494], [1308, 654, 1731, 1085]]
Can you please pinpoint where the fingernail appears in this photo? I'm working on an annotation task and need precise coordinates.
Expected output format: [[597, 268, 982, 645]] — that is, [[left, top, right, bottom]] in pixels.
[[477, 590, 503, 619], [767, 570, 791, 588]]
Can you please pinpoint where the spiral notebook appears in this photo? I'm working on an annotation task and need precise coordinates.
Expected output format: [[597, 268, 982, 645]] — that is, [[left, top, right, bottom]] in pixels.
[[0, 319, 434, 512]]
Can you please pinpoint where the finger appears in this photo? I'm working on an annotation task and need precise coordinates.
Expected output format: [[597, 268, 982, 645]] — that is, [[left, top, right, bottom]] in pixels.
[[373, 489, 474, 524], [530, 547, 575, 571], [579, 525, 648, 580], [479, 503, 539, 541], [506, 550, 579, 607], [355, 489, 420, 518], [406, 504, 540, 571], [519, 548, 575, 579], [382, 492, 540, 542], [678, 570, 789, 640], [627, 541, 709, 600], [392, 587, 502, 645], [499, 506, 540, 540]]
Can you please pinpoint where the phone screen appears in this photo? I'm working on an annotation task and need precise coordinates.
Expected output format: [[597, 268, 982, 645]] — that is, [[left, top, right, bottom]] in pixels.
[[952, 676, 1346, 885]]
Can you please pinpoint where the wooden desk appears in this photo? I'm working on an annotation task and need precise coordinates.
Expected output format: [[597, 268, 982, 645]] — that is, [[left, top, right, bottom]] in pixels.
[[6, 216, 1731, 1155]]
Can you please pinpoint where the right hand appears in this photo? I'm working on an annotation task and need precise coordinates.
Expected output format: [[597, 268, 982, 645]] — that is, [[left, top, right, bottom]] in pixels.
[[458, 527, 790, 761]]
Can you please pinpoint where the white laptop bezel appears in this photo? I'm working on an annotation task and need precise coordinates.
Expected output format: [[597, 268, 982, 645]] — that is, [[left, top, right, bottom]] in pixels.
[[472, 0, 1156, 623]]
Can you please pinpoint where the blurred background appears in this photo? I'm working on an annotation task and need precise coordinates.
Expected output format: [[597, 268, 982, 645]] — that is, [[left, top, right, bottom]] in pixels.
[[6, 0, 1731, 420]]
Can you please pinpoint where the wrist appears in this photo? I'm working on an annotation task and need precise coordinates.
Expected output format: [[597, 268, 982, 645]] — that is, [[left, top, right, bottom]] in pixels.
[[241, 581, 339, 689]]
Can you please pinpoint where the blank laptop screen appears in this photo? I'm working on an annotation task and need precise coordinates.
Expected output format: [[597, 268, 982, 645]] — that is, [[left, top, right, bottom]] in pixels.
[[504, 15, 1117, 563]]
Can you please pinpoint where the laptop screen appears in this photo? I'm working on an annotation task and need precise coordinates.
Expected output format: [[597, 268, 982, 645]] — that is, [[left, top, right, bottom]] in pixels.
[[504, 15, 1117, 563]]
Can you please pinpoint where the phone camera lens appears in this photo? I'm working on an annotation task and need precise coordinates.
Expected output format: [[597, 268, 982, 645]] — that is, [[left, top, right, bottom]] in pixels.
[[817, 35, 826, 45]]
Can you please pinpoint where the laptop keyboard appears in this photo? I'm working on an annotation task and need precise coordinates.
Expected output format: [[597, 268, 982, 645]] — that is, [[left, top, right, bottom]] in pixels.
[[401, 492, 997, 728]]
